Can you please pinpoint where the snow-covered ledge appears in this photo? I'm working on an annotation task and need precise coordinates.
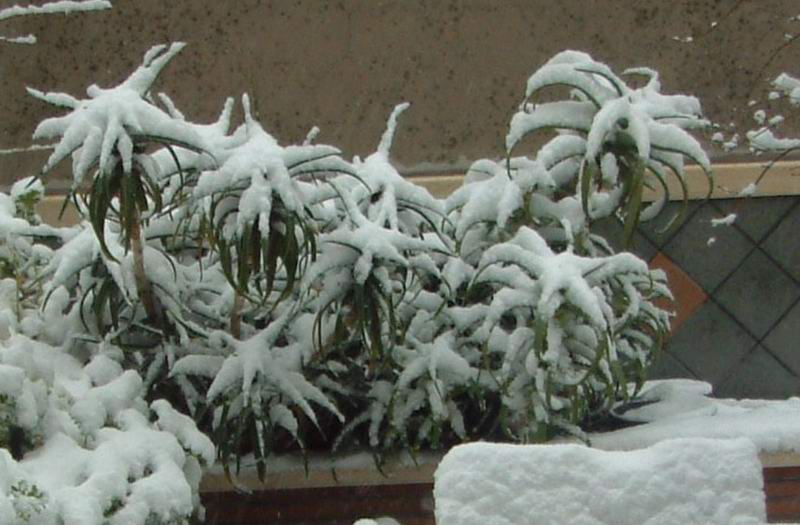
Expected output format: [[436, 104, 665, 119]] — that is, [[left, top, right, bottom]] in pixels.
[[585, 380, 800, 456]]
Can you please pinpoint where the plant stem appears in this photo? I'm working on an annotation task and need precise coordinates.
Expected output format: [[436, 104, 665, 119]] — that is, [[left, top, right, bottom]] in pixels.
[[129, 209, 162, 329], [230, 292, 244, 339]]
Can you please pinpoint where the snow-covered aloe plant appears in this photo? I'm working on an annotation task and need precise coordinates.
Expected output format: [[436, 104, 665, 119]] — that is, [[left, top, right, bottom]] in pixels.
[[441, 51, 678, 442], [470, 227, 670, 440], [506, 50, 712, 245], [10, 35, 709, 481], [192, 94, 352, 339], [308, 104, 448, 367], [170, 98, 356, 478], [28, 42, 207, 337], [171, 306, 345, 481], [304, 105, 463, 452]]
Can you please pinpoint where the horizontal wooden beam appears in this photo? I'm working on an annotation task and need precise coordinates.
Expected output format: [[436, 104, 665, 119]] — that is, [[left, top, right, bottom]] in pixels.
[[34, 161, 800, 226], [200, 451, 442, 492], [408, 160, 800, 200]]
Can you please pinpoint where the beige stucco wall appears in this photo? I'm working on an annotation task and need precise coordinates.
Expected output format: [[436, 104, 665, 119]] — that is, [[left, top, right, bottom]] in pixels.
[[2, 1, 799, 190]]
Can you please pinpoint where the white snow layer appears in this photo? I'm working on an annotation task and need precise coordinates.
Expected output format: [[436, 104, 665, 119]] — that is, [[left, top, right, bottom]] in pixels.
[[711, 213, 737, 227], [0, 334, 214, 525], [739, 183, 758, 197], [434, 438, 766, 525], [0, 1, 111, 22], [591, 380, 800, 454]]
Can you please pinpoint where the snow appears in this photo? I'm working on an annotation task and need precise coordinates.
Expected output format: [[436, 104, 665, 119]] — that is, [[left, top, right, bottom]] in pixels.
[[506, 101, 595, 151], [723, 133, 740, 151], [9, 177, 44, 203], [377, 103, 411, 157], [0, 0, 110, 21], [739, 182, 758, 197], [353, 518, 401, 525], [747, 127, 800, 152], [28, 42, 207, 182], [774, 73, 800, 105], [435, 438, 765, 525], [711, 213, 736, 227], [590, 380, 800, 455], [0, 34, 36, 44], [600, 152, 619, 184], [0, 334, 214, 525]]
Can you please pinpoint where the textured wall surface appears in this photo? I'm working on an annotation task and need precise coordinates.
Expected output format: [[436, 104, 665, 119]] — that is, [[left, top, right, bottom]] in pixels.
[[2, 0, 800, 189], [596, 195, 800, 399]]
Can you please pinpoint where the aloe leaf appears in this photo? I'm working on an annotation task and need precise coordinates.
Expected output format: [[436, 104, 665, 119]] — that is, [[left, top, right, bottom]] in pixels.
[[524, 64, 612, 108], [506, 101, 596, 154], [622, 160, 645, 248], [574, 66, 626, 97], [640, 162, 671, 223], [649, 154, 689, 234], [579, 159, 595, 214]]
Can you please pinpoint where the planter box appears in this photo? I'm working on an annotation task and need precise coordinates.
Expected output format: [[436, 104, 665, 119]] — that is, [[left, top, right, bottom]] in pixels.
[[201, 452, 439, 525], [764, 454, 800, 524], [200, 451, 800, 524]]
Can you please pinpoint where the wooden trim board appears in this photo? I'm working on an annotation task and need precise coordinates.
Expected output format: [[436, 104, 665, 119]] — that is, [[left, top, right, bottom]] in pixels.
[[200, 452, 442, 492], [407, 160, 800, 200], [34, 161, 800, 226]]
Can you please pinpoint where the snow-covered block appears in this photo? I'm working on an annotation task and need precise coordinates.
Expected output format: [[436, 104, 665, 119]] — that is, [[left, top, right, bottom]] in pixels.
[[434, 438, 766, 525]]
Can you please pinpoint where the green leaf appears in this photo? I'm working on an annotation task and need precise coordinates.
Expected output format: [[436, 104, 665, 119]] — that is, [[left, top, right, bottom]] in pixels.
[[622, 159, 645, 248], [649, 154, 690, 234], [580, 159, 595, 214]]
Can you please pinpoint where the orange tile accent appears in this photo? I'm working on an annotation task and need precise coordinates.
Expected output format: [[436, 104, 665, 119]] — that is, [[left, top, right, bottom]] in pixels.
[[649, 252, 708, 334]]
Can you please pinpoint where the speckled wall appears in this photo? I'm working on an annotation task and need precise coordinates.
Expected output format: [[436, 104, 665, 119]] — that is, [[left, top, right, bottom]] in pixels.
[[2, 0, 800, 190]]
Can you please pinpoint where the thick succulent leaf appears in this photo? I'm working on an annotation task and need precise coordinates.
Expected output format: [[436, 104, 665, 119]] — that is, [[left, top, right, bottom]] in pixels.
[[29, 42, 206, 178], [506, 101, 596, 153], [525, 63, 614, 108]]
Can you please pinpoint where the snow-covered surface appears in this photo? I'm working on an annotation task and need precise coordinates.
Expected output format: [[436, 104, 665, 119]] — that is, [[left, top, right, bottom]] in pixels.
[[773, 72, 800, 105], [0, 1, 111, 46], [711, 213, 736, 227], [747, 127, 800, 152], [353, 518, 401, 525], [0, 1, 110, 21], [434, 438, 766, 525], [590, 380, 800, 454], [739, 182, 758, 197], [0, 335, 215, 525]]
